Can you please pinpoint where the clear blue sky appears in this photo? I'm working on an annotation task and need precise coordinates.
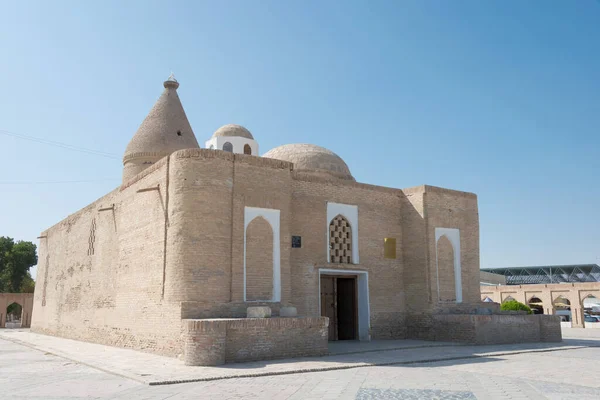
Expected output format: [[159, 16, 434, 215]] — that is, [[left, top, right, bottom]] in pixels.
[[1, 1, 599, 280]]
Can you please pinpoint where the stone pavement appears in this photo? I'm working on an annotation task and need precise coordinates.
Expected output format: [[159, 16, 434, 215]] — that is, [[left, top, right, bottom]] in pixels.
[[1, 328, 600, 399], [0, 329, 590, 385]]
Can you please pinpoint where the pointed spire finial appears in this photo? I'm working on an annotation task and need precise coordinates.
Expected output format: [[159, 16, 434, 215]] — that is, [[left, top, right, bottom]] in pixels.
[[164, 72, 179, 89]]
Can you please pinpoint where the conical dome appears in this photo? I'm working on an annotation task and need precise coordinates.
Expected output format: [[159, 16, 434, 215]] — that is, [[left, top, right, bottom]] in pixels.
[[122, 75, 199, 183]]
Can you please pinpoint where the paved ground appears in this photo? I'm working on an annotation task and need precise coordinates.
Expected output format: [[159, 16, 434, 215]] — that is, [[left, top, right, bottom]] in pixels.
[[1, 328, 599, 399]]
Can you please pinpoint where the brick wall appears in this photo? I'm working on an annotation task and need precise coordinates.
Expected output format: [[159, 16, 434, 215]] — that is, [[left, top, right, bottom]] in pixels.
[[539, 315, 562, 342], [31, 158, 183, 356], [165, 149, 293, 318], [183, 317, 328, 365], [32, 147, 486, 356], [422, 187, 481, 306], [246, 216, 274, 301], [474, 315, 541, 344], [400, 185, 480, 315], [400, 188, 430, 312], [407, 313, 561, 344], [288, 174, 406, 339]]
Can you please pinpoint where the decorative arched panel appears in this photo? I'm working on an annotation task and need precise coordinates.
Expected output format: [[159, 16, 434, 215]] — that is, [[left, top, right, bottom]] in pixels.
[[243, 207, 281, 302], [223, 142, 233, 152], [326, 203, 359, 264], [434, 227, 462, 303], [245, 217, 274, 301], [436, 235, 455, 302], [329, 215, 352, 264]]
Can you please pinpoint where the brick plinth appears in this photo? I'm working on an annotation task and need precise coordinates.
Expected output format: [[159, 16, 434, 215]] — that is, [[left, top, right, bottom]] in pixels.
[[183, 319, 227, 366], [183, 317, 328, 366], [407, 313, 562, 344]]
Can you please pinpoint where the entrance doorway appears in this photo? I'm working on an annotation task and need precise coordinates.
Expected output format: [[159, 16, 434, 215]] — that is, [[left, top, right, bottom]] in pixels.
[[320, 275, 357, 341]]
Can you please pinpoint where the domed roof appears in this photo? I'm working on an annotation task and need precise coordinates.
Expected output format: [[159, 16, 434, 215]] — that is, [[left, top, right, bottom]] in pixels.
[[212, 124, 254, 140], [123, 75, 199, 163], [263, 144, 354, 181]]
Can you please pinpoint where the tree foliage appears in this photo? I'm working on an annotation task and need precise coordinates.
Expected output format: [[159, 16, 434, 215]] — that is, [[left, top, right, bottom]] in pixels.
[[7, 302, 22, 317], [0, 236, 37, 293], [500, 299, 533, 314]]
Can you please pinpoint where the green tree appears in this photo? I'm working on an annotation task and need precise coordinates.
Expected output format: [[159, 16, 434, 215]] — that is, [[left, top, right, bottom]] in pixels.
[[500, 300, 533, 314], [0, 236, 37, 293], [20, 272, 36, 293]]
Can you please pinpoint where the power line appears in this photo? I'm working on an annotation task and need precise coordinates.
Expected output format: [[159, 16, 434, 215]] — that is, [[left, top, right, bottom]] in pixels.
[[0, 129, 121, 160], [0, 179, 120, 185]]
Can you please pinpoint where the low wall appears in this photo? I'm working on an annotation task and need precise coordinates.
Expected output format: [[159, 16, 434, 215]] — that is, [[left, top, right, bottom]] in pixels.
[[407, 313, 561, 344], [183, 317, 329, 366], [474, 315, 541, 344]]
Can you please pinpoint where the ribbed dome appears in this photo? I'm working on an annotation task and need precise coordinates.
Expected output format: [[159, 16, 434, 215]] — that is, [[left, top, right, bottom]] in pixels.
[[212, 124, 254, 140], [263, 144, 354, 181]]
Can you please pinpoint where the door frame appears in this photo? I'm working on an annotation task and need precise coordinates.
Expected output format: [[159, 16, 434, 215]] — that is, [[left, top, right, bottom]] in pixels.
[[318, 269, 370, 341]]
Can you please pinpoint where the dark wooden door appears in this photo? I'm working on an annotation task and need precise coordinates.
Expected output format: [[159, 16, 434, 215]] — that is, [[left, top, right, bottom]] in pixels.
[[336, 277, 357, 340], [320, 276, 337, 340]]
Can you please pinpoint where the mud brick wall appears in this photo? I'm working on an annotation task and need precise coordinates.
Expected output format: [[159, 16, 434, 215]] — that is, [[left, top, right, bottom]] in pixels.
[[31, 158, 183, 357]]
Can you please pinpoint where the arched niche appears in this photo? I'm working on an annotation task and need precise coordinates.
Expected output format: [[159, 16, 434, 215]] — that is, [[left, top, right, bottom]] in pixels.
[[434, 228, 462, 303], [243, 207, 281, 302], [436, 235, 455, 302], [245, 216, 274, 301]]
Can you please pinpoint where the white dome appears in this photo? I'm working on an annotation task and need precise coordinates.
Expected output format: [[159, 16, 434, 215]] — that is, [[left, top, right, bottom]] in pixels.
[[211, 124, 254, 140]]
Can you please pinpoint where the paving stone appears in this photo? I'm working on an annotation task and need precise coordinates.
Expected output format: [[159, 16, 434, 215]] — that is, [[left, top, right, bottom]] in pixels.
[[2, 328, 600, 399]]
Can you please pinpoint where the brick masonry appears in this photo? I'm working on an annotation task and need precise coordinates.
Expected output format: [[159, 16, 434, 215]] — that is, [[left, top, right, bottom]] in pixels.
[[407, 313, 562, 344], [183, 317, 328, 366], [245, 217, 274, 301], [436, 236, 455, 302]]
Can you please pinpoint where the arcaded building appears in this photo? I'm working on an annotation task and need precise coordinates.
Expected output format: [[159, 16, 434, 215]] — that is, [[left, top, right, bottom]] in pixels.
[[31, 76, 559, 365]]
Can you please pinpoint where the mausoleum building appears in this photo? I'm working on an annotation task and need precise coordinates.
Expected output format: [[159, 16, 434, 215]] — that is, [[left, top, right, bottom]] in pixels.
[[31, 76, 560, 365]]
